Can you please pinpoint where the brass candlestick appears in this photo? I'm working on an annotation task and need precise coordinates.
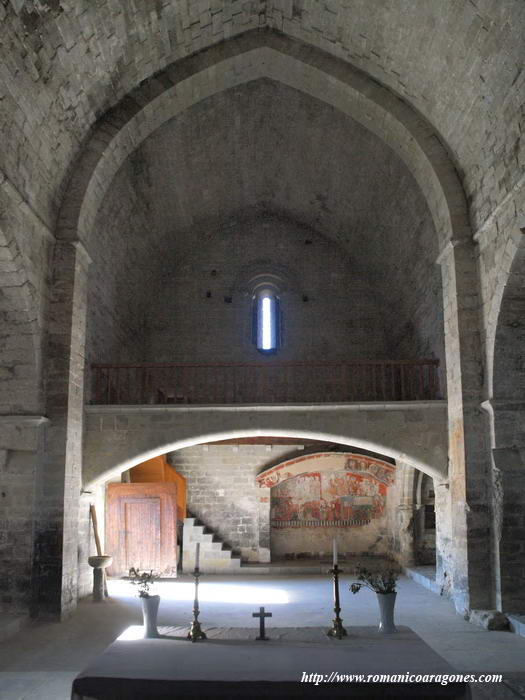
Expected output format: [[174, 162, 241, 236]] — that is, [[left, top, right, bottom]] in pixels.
[[187, 568, 207, 642], [327, 564, 348, 639]]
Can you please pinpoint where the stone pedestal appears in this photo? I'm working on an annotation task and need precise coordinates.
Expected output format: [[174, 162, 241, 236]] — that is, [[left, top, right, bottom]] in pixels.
[[88, 555, 112, 603]]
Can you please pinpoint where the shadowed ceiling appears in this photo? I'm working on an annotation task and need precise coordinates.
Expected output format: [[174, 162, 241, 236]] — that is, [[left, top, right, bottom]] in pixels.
[[128, 78, 436, 268], [0, 0, 523, 234]]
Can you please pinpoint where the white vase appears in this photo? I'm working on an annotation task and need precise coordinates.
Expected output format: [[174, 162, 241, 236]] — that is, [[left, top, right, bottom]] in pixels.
[[377, 592, 397, 633], [141, 594, 160, 638]]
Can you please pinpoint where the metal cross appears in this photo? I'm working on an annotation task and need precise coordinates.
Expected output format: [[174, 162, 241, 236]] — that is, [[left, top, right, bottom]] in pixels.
[[252, 606, 272, 641]]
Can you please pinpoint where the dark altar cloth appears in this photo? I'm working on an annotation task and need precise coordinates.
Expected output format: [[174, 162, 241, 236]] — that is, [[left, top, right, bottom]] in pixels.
[[71, 626, 471, 700]]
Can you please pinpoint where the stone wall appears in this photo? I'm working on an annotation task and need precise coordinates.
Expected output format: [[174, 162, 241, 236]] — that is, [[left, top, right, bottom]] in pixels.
[[0, 417, 47, 613], [169, 444, 406, 564], [1, 0, 524, 619], [0, 182, 51, 415], [1, 1, 523, 235], [83, 403, 448, 486], [81, 76, 446, 376], [270, 521, 390, 560], [270, 469, 395, 560], [168, 444, 309, 562], [84, 157, 161, 376], [146, 215, 387, 365]]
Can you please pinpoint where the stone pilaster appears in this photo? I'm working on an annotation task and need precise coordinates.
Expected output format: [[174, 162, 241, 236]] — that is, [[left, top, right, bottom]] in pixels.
[[438, 239, 492, 613], [32, 241, 91, 619], [434, 479, 452, 594], [395, 504, 416, 567], [485, 400, 525, 612]]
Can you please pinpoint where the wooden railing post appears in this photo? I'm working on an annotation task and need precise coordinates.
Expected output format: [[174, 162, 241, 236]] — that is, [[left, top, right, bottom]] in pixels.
[[95, 367, 101, 404], [105, 368, 111, 405]]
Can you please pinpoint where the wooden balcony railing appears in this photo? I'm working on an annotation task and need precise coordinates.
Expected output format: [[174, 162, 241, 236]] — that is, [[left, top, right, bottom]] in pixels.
[[90, 359, 440, 405]]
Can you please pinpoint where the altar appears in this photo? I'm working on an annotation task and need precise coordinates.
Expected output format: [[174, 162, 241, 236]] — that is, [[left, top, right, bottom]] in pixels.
[[71, 626, 471, 699]]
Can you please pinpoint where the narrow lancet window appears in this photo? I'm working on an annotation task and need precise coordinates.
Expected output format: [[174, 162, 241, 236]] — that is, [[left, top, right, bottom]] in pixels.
[[255, 289, 279, 353]]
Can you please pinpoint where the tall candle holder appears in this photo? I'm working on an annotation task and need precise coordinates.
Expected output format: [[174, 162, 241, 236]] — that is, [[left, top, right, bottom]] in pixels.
[[327, 563, 348, 639], [187, 566, 207, 642]]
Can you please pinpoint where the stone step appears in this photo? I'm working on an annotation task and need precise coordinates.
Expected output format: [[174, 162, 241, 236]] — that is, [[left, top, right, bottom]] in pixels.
[[185, 547, 234, 561], [182, 517, 242, 573], [203, 549, 234, 560], [198, 533, 214, 544], [240, 563, 326, 574], [508, 614, 525, 639]]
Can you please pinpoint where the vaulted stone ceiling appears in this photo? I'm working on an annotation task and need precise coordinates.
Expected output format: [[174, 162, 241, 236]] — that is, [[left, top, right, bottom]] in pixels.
[[1, 0, 524, 235], [132, 78, 434, 265], [87, 77, 444, 368]]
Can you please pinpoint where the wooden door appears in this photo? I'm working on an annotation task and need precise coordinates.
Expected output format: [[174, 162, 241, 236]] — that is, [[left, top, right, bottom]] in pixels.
[[129, 455, 187, 520], [106, 483, 178, 577]]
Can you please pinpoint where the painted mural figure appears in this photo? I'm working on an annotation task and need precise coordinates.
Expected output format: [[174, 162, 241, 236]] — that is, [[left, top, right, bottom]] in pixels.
[[271, 470, 388, 527]]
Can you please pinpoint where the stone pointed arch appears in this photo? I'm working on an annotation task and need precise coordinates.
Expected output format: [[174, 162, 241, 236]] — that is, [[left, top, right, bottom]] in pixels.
[[53, 27, 490, 616], [56, 29, 470, 254], [82, 403, 448, 487]]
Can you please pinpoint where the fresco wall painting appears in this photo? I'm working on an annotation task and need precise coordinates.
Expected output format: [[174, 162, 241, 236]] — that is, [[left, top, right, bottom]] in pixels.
[[271, 471, 386, 528], [258, 453, 396, 559]]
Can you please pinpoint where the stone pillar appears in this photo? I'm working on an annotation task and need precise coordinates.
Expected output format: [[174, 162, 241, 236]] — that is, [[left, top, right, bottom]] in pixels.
[[434, 478, 452, 594], [32, 241, 91, 619], [489, 402, 525, 612], [395, 504, 415, 567], [438, 239, 492, 614], [391, 462, 416, 567], [258, 492, 271, 563]]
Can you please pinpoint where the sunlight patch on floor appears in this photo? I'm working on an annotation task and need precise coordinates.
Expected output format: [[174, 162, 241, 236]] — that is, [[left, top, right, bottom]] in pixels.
[[108, 579, 290, 605], [117, 625, 146, 641]]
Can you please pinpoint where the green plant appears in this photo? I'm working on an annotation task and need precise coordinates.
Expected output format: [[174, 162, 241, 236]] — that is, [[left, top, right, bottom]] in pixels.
[[128, 567, 160, 598], [349, 565, 400, 595]]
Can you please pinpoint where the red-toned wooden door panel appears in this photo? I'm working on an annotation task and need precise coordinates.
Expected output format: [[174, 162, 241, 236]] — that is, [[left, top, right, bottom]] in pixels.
[[106, 483, 177, 577], [123, 497, 161, 572]]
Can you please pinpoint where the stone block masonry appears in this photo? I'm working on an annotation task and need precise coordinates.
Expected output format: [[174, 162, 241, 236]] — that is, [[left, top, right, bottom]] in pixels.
[[182, 517, 242, 573], [0, 416, 48, 613], [83, 403, 449, 487], [0, 2, 522, 242], [1, 0, 523, 623], [170, 444, 307, 562]]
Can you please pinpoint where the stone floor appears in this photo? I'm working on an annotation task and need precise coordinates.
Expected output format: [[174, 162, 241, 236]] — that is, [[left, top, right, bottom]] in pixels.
[[0, 574, 524, 699]]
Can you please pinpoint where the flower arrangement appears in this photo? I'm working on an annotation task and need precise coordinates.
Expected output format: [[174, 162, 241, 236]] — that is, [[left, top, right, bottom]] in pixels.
[[128, 567, 160, 598], [349, 565, 400, 595]]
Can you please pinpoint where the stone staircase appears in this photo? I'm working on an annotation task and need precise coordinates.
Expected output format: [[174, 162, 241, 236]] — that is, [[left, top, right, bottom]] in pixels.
[[182, 517, 242, 574]]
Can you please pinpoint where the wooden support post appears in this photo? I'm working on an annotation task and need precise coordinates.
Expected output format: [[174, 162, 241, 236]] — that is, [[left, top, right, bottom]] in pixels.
[[90, 504, 108, 597]]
